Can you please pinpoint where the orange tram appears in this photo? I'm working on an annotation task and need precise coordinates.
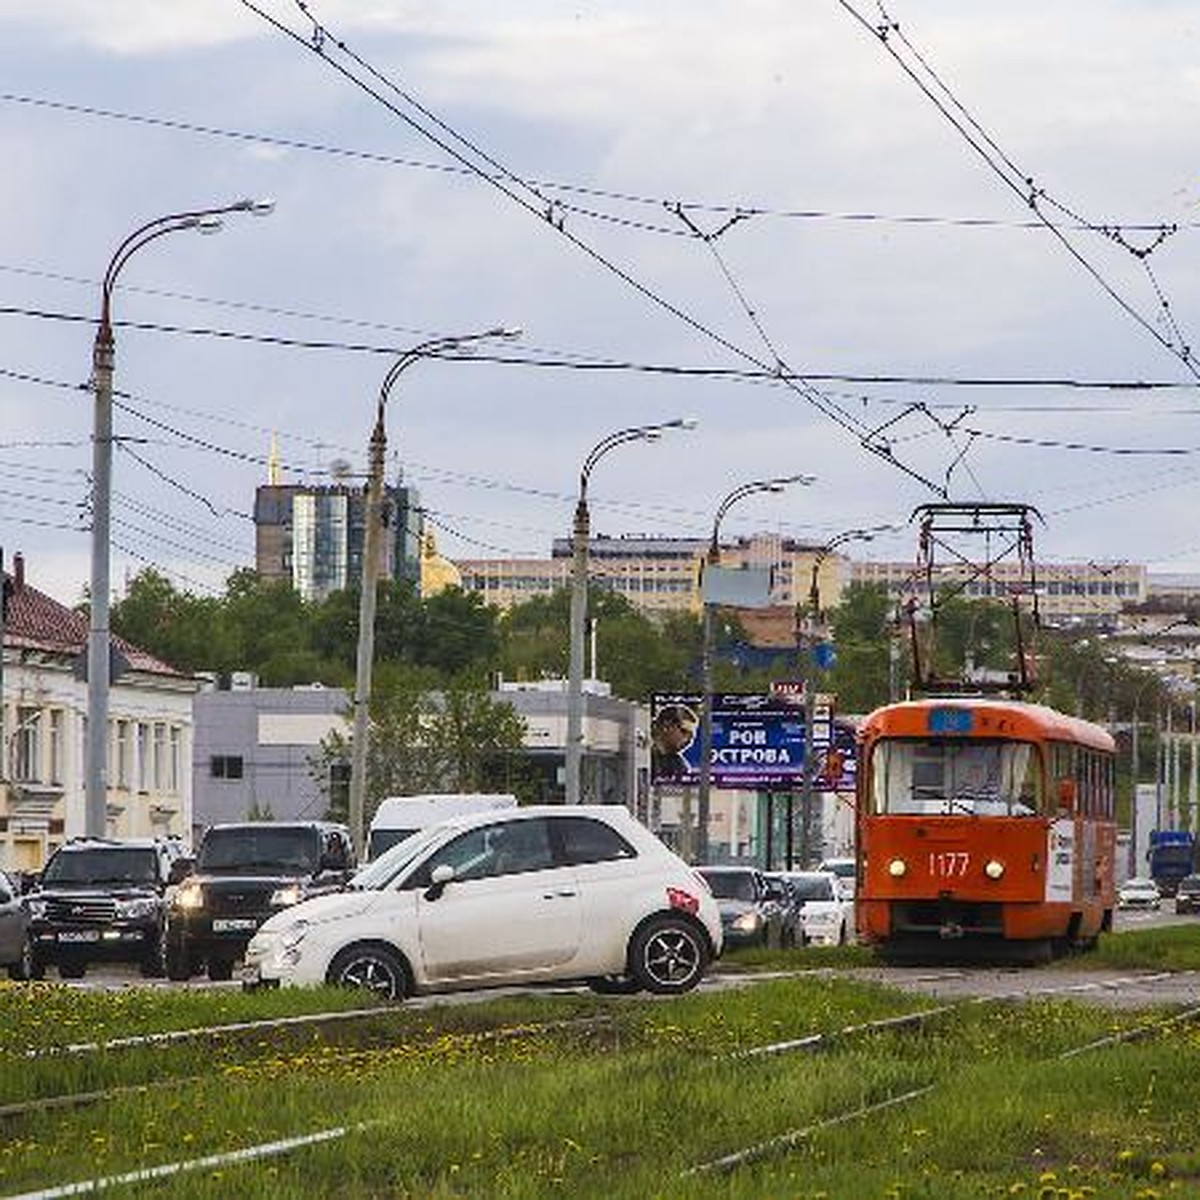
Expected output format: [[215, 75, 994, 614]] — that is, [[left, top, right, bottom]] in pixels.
[[855, 697, 1116, 962]]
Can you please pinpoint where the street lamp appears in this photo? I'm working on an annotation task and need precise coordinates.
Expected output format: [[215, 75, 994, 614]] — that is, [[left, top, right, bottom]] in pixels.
[[566, 418, 696, 806], [806, 524, 898, 619], [796, 524, 895, 868], [695, 474, 812, 864], [347, 326, 521, 858], [85, 199, 274, 838]]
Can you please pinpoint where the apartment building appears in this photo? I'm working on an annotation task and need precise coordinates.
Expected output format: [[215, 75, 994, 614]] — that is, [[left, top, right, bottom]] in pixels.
[[851, 559, 1148, 625], [457, 533, 850, 616], [254, 478, 423, 602]]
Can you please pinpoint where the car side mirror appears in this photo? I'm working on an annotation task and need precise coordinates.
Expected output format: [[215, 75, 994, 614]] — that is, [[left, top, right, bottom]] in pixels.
[[424, 863, 456, 902], [168, 858, 194, 885]]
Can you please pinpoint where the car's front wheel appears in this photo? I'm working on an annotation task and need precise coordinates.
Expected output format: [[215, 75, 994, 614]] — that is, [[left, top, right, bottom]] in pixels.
[[627, 917, 708, 995], [327, 943, 409, 1001], [6, 936, 35, 982]]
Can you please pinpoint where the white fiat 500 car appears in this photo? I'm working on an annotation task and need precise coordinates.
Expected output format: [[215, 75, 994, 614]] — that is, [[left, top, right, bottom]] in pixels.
[[243, 806, 722, 1000]]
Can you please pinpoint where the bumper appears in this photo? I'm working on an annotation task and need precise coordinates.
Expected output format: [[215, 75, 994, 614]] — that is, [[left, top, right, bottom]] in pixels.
[[31, 923, 157, 962]]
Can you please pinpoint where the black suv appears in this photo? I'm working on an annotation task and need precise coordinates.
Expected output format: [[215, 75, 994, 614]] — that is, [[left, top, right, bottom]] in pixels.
[[25, 837, 188, 980], [166, 821, 355, 981]]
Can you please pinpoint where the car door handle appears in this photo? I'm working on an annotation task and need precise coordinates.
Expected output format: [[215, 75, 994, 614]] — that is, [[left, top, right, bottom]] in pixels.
[[542, 890, 578, 899]]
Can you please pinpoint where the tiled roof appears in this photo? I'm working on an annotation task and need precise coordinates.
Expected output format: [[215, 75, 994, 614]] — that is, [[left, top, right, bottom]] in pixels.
[[4, 577, 185, 678]]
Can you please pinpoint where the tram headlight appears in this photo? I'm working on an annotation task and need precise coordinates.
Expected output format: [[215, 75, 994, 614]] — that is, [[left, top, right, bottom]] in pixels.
[[888, 857, 907, 878], [984, 859, 1006, 880]]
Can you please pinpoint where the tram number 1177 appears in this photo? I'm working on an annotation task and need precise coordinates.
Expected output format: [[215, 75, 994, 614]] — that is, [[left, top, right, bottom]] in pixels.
[[928, 851, 969, 878]]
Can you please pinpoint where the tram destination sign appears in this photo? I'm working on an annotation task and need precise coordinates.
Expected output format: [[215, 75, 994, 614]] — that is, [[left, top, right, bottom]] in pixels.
[[649, 692, 855, 789]]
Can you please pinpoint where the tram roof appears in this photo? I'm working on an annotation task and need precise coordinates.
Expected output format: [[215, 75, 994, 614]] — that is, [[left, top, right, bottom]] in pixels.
[[859, 697, 1116, 753]]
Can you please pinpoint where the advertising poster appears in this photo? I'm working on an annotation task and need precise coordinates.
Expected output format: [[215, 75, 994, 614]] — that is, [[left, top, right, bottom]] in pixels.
[[650, 692, 856, 790]]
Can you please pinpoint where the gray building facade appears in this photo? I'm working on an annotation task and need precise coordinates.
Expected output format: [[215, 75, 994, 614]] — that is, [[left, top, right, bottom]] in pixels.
[[191, 684, 348, 841]]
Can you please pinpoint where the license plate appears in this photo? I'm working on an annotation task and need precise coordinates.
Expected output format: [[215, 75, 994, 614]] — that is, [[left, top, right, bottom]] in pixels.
[[212, 918, 258, 933], [58, 930, 100, 943]]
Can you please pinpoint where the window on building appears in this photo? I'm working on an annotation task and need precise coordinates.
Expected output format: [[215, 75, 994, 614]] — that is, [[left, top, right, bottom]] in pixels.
[[168, 727, 181, 793], [13, 707, 41, 782], [48, 710, 64, 785], [115, 720, 131, 790], [137, 722, 151, 792], [211, 755, 245, 780], [153, 723, 166, 792]]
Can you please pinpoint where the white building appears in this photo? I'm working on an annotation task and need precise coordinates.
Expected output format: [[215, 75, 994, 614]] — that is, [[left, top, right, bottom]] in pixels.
[[1, 555, 197, 871]]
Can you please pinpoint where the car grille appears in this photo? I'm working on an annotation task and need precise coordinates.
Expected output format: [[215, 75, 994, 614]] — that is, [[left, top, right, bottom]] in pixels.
[[205, 885, 274, 916], [44, 896, 117, 924]]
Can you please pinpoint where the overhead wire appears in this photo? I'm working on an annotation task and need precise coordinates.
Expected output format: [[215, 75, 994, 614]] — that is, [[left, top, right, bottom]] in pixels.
[[238, 0, 952, 497], [5, 90, 1195, 240], [837, 0, 1199, 381]]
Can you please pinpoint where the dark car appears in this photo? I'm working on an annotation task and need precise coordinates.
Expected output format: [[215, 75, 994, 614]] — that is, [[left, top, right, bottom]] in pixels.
[[25, 837, 187, 979], [762, 872, 803, 948], [1175, 874, 1200, 915], [166, 821, 355, 981], [0, 869, 33, 980], [696, 866, 786, 949]]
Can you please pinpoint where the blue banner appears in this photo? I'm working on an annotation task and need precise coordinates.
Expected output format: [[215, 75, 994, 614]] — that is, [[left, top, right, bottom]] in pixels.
[[650, 692, 856, 790]]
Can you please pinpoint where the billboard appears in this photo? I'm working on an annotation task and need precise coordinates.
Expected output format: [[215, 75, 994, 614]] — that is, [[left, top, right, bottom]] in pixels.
[[650, 692, 856, 790]]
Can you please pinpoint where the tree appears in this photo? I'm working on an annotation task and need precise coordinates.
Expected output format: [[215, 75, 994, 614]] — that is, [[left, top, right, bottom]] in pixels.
[[310, 665, 530, 822], [825, 583, 895, 713], [111, 568, 231, 673]]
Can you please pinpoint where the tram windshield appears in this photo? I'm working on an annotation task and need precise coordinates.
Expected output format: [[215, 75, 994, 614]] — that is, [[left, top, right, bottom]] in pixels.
[[871, 738, 1041, 816]]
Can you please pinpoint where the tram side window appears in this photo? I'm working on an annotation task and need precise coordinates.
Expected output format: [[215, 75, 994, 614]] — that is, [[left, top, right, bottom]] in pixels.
[[1076, 749, 1115, 819]]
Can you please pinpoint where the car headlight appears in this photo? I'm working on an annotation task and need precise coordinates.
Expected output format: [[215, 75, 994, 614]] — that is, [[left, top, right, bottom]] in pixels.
[[172, 883, 204, 911], [888, 858, 907, 878], [115, 897, 159, 920], [270, 883, 304, 907], [984, 859, 1005, 880], [24, 897, 46, 920], [732, 912, 760, 933]]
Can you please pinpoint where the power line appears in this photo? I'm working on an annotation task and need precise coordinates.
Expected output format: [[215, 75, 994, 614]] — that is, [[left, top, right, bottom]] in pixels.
[[837, 0, 1199, 382], [239, 0, 956, 497], [7, 302, 1198, 394], [5, 90, 1194, 240]]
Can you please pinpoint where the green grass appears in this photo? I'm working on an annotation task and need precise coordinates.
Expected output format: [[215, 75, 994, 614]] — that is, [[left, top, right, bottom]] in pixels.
[[1085, 919, 1200, 972], [3, 971, 1199, 1198]]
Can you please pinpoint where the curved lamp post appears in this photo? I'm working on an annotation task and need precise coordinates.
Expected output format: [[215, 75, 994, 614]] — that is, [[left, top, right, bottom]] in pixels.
[[694, 474, 812, 864], [86, 199, 274, 838], [566, 418, 696, 805], [347, 326, 521, 857], [792, 523, 895, 867], [806, 524, 898, 618]]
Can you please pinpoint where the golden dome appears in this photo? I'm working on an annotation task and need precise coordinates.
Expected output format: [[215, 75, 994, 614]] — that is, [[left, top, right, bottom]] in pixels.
[[420, 530, 462, 597]]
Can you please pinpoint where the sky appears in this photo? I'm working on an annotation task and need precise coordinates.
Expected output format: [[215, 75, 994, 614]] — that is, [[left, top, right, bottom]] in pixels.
[[3, 0, 1200, 607]]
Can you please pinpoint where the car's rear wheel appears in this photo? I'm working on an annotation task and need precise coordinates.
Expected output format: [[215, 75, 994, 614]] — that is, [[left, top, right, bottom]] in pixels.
[[327, 943, 409, 1000], [207, 957, 235, 982], [628, 917, 707, 995]]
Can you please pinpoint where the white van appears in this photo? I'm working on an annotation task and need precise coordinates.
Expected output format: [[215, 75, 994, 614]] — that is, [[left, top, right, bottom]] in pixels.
[[366, 793, 519, 860]]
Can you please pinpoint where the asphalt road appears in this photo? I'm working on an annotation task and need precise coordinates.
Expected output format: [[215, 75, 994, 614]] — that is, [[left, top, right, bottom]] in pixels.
[[39, 906, 1200, 1009]]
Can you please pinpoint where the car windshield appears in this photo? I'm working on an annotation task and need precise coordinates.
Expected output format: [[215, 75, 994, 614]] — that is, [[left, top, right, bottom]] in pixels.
[[788, 875, 836, 901], [350, 825, 448, 891], [197, 827, 320, 873], [41, 847, 158, 886], [871, 738, 1040, 816], [700, 871, 756, 901]]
